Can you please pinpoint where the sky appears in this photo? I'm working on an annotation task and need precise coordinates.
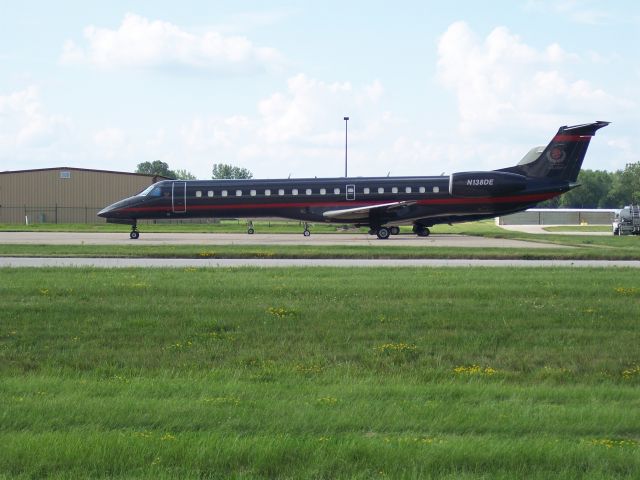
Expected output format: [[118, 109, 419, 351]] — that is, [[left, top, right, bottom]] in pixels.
[[1, 0, 639, 179]]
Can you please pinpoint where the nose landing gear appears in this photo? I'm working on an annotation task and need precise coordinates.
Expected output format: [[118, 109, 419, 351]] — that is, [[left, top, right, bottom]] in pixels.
[[130, 222, 140, 240]]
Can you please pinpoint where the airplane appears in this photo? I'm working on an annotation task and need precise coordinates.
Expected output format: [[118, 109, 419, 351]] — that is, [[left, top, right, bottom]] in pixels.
[[98, 121, 609, 239]]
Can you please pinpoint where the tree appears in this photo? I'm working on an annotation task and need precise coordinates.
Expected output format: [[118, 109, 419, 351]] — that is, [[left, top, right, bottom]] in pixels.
[[136, 160, 176, 179], [558, 170, 615, 208], [617, 162, 640, 204], [212, 163, 253, 179], [173, 169, 197, 180]]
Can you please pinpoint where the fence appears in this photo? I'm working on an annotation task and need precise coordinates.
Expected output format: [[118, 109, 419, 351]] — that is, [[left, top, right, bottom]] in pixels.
[[0, 206, 220, 225], [497, 208, 617, 226]]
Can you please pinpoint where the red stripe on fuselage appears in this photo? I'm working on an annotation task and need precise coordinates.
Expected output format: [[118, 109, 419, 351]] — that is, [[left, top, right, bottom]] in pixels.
[[118, 192, 557, 215]]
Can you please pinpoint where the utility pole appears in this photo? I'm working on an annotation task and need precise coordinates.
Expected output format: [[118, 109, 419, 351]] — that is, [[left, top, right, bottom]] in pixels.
[[344, 116, 349, 177]]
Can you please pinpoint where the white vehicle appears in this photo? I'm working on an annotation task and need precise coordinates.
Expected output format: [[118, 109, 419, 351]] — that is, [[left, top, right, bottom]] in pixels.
[[613, 205, 640, 235]]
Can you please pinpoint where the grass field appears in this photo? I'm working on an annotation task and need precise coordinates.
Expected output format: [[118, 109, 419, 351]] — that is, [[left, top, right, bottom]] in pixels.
[[2, 267, 640, 478]]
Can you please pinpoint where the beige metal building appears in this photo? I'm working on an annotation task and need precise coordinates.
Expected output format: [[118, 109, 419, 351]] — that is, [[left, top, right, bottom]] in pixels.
[[0, 167, 166, 224]]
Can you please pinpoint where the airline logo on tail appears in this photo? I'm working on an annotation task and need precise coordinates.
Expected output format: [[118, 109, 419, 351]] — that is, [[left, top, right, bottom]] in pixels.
[[547, 144, 566, 167]]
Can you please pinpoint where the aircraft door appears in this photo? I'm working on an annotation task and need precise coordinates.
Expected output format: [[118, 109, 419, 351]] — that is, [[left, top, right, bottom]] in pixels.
[[172, 182, 186, 213], [346, 184, 356, 201]]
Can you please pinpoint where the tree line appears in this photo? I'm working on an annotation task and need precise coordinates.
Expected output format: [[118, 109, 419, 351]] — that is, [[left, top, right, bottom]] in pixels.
[[540, 162, 640, 208], [135, 161, 252, 180]]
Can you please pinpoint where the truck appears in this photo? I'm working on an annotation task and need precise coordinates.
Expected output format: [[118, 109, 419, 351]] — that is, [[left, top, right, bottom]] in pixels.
[[612, 205, 640, 235]]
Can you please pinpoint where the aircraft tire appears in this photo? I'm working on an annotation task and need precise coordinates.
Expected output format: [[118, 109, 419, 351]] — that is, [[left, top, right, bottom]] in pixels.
[[376, 227, 391, 240], [303, 230, 311, 237], [390, 226, 400, 235], [130, 231, 140, 240], [247, 228, 255, 234]]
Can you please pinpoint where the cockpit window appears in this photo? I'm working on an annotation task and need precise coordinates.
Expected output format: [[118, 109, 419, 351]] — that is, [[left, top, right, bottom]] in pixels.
[[137, 184, 162, 196]]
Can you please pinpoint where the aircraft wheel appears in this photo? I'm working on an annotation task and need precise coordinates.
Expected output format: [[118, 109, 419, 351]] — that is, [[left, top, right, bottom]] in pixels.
[[413, 225, 430, 237], [247, 228, 255, 234], [376, 227, 391, 240], [130, 231, 140, 240], [390, 226, 400, 235], [303, 230, 311, 237]]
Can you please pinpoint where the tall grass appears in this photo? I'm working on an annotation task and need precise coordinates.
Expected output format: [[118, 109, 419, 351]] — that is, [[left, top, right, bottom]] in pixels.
[[1, 267, 639, 478]]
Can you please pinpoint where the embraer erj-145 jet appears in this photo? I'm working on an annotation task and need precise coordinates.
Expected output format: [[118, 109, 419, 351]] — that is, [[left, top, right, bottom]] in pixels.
[[99, 121, 609, 239]]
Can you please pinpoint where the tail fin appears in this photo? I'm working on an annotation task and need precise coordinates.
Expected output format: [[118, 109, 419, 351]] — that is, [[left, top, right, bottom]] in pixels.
[[501, 121, 609, 182]]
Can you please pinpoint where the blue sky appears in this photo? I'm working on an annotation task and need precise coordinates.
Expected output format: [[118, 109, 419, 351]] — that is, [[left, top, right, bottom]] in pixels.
[[1, 1, 638, 179]]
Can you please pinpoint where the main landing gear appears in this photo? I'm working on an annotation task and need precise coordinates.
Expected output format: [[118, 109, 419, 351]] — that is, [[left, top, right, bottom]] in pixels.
[[130, 222, 140, 240], [412, 224, 430, 237], [303, 223, 311, 237], [368, 226, 400, 240], [247, 221, 255, 234]]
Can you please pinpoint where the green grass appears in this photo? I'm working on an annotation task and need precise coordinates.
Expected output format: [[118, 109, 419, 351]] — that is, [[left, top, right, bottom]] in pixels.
[[2, 267, 640, 478], [544, 226, 611, 233]]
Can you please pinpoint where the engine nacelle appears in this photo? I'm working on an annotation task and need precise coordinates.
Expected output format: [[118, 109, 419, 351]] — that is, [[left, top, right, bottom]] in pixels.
[[449, 171, 528, 197]]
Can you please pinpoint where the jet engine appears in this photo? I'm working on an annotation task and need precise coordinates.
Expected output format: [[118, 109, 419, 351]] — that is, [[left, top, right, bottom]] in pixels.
[[448, 171, 528, 197]]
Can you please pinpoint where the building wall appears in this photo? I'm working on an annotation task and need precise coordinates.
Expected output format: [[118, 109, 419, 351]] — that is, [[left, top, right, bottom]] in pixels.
[[0, 168, 161, 223], [497, 209, 617, 226]]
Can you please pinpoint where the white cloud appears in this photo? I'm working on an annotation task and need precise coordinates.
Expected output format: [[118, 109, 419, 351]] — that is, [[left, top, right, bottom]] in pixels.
[[436, 21, 630, 135], [176, 74, 395, 177], [0, 87, 70, 152], [60, 13, 284, 73]]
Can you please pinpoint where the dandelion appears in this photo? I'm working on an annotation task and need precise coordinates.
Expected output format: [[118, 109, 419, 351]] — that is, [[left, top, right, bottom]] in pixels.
[[614, 287, 639, 296], [453, 365, 497, 376], [622, 365, 640, 379], [375, 343, 417, 354], [267, 306, 296, 318], [588, 438, 638, 448]]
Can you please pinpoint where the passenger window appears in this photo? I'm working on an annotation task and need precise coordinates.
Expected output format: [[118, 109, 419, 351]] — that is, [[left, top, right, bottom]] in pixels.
[[433, 186, 440, 193], [306, 189, 312, 195], [208, 190, 214, 197], [250, 190, 256, 196], [334, 188, 340, 194], [292, 189, 298, 195], [405, 187, 412, 193], [378, 187, 384, 194], [320, 188, 326, 195], [236, 190, 242, 196], [196, 191, 202, 198], [392, 187, 398, 194], [419, 187, 425, 193], [265, 189, 271, 196], [221, 190, 228, 197], [364, 188, 370, 194], [278, 189, 285, 195]]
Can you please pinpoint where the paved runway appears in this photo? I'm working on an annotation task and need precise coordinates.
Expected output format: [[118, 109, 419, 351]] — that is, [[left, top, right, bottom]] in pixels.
[[1, 257, 638, 268], [0, 231, 563, 249]]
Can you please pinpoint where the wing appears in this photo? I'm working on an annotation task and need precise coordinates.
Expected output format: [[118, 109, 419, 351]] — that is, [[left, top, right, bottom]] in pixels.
[[322, 201, 417, 221]]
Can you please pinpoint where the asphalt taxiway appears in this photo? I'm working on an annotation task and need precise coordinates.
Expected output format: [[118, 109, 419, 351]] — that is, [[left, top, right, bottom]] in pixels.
[[0, 231, 563, 248]]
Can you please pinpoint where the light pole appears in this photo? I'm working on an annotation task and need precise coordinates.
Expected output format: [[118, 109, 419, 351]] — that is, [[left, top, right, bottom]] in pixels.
[[344, 116, 349, 177]]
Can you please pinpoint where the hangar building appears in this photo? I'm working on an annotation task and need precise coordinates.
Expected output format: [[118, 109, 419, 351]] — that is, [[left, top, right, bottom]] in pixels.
[[0, 167, 165, 224]]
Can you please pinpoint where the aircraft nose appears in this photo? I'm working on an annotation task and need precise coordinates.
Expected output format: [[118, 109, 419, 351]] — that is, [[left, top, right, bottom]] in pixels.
[[97, 204, 115, 218]]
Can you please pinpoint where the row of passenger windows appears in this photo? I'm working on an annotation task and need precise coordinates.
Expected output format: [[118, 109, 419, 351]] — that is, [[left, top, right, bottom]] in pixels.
[[193, 186, 441, 198]]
